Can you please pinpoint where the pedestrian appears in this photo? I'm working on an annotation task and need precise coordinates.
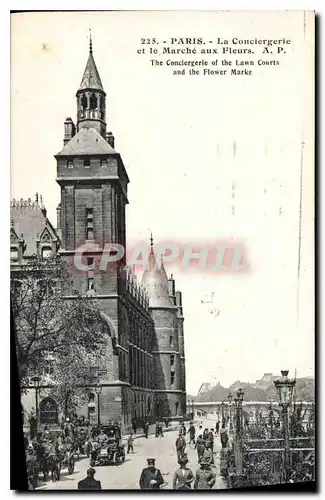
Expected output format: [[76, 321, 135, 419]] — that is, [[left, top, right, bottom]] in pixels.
[[180, 422, 186, 436], [78, 467, 102, 490], [194, 457, 216, 489], [208, 428, 214, 453], [26, 444, 39, 490], [198, 424, 203, 437], [139, 458, 164, 490], [159, 422, 164, 437], [215, 421, 220, 435], [175, 431, 186, 462], [144, 420, 149, 439], [220, 426, 229, 449], [172, 455, 194, 490], [195, 434, 205, 463], [188, 421, 196, 445], [127, 433, 134, 453], [201, 440, 214, 466]]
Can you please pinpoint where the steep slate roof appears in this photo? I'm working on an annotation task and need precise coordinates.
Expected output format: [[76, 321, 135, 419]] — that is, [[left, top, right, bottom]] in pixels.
[[141, 248, 174, 309], [79, 49, 104, 91], [56, 127, 117, 156], [10, 198, 58, 256]]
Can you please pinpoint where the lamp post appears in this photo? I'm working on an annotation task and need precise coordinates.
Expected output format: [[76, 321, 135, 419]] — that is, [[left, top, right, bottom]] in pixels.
[[274, 370, 296, 483], [221, 401, 225, 426], [237, 388, 244, 435], [228, 392, 233, 433], [31, 376, 40, 428], [191, 399, 195, 420], [95, 382, 102, 426]]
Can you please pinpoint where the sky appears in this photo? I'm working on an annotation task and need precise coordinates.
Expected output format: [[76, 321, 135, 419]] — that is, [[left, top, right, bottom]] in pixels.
[[11, 11, 314, 395]]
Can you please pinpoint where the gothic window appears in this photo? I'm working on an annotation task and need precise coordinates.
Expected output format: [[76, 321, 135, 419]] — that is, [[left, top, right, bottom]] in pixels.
[[81, 94, 87, 110], [171, 372, 175, 386], [10, 247, 18, 261], [89, 93, 97, 110], [39, 397, 58, 425]]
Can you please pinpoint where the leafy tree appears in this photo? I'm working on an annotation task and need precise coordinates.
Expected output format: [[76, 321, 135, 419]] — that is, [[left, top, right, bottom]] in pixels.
[[11, 255, 108, 387], [49, 345, 101, 417]]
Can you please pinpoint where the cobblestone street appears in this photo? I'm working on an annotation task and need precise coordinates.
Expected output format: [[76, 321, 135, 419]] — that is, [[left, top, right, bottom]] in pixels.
[[36, 420, 227, 490]]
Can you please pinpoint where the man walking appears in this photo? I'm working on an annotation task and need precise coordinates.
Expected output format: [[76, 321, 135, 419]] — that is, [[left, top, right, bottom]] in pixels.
[[172, 455, 194, 490], [78, 468, 102, 490], [215, 421, 220, 435], [139, 458, 164, 490], [144, 420, 149, 439], [188, 422, 196, 445], [127, 433, 134, 454], [175, 431, 186, 463], [195, 434, 205, 463]]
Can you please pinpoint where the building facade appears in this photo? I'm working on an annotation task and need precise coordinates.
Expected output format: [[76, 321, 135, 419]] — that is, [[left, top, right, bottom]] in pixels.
[[11, 38, 187, 431]]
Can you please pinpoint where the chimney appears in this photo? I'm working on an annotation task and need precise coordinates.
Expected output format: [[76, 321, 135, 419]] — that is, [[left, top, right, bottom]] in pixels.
[[64, 118, 76, 146], [106, 131, 115, 148]]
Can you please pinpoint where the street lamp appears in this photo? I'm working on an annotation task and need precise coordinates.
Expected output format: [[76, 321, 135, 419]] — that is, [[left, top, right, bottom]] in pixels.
[[228, 392, 233, 433], [95, 382, 102, 426], [31, 376, 40, 428], [274, 370, 296, 482], [221, 400, 225, 426]]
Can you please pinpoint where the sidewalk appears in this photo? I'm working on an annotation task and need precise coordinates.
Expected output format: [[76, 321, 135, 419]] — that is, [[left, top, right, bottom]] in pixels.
[[122, 423, 180, 441]]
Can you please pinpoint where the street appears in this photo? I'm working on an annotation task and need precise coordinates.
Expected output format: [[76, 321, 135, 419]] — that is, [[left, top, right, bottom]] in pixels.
[[36, 420, 227, 490]]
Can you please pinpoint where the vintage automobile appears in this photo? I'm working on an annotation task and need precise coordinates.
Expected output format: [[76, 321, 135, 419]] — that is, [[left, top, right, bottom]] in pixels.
[[90, 424, 126, 466]]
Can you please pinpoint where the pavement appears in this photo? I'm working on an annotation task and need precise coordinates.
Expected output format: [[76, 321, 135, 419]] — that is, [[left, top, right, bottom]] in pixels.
[[36, 419, 228, 490]]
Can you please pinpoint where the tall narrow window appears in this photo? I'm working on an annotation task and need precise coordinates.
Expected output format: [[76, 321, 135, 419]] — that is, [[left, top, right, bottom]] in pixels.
[[10, 248, 18, 261], [86, 209, 94, 240], [171, 372, 175, 385], [84, 157, 90, 168], [170, 355, 175, 367], [169, 335, 173, 347], [67, 159, 74, 169]]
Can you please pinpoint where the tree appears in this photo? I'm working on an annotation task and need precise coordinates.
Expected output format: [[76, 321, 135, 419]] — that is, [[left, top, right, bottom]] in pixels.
[[49, 345, 100, 417], [11, 255, 108, 387]]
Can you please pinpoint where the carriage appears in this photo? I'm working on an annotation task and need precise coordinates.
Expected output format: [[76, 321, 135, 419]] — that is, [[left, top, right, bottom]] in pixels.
[[90, 424, 125, 466]]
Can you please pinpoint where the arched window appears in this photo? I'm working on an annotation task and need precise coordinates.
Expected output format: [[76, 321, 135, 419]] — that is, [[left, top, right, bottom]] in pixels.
[[81, 94, 87, 110], [89, 93, 97, 110], [39, 397, 58, 425]]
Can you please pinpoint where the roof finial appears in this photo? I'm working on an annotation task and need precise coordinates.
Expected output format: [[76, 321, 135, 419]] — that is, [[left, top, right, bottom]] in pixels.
[[89, 28, 93, 54], [150, 232, 154, 250], [35, 192, 39, 204]]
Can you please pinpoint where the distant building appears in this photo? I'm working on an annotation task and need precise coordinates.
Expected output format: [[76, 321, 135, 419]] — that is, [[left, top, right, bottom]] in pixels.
[[198, 383, 212, 395], [255, 373, 278, 390]]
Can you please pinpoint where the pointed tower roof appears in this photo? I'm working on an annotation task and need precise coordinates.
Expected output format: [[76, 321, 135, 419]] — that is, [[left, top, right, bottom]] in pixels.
[[141, 234, 175, 309], [78, 32, 104, 92]]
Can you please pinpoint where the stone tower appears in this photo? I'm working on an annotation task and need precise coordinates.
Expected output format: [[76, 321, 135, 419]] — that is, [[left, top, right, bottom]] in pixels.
[[55, 36, 153, 431], [142, 238, 187, 418]]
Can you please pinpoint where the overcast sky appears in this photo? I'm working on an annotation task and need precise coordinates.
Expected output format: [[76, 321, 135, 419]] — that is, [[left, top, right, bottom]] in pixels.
[[11, 11, 314, 394]]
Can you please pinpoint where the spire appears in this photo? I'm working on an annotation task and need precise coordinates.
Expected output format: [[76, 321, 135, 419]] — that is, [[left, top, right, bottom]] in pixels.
[[78, 33, 104, 91], [89, 28, 93, 54], [150, 233, 154, 252]]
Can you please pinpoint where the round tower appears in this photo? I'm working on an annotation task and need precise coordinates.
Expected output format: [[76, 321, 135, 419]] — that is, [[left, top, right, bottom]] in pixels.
[[141, 236, 184, 419]]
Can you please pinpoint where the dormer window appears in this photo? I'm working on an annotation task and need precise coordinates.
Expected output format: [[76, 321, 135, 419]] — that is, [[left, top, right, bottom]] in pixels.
[[67, 159, 74, 169], [10, 247, 18, 261]]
